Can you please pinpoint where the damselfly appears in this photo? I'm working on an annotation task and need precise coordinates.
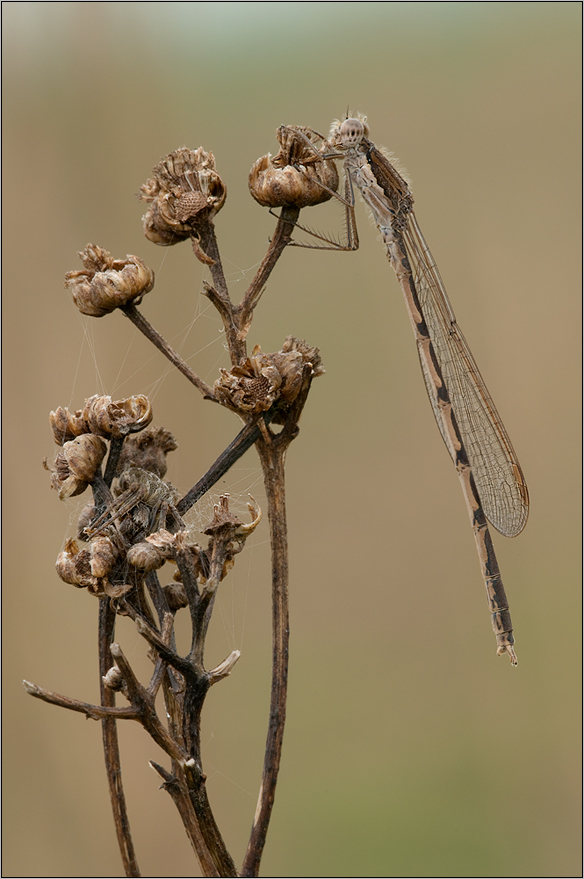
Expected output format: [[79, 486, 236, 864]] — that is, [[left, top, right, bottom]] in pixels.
[[279, 115, 529, 664]]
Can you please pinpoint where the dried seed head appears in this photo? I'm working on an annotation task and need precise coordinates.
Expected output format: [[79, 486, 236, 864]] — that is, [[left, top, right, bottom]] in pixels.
[[163, 581, 189, 611], [55, 539, 94, 587], [48, 434, 107, 499], [249, 125, 338, 208], [140, 147, 226, 246], [204, 494, 244, 536], [203, 495, 262, 581], [65, 244, 154, 317], [83, 394, 153, 439], [204, 494, 261, 542], [55, 538, 132, 598], [127, 527, 179, 571], [127, 540, 167, 572], [214, 338, 324, 415], [266, 336, 325, 404], [90, 535, 118, 578], [116, 425, 177, 478], [213, 347, 283, 414], [145, 528, 178, 553], [103, 665, 126, 691], [126, 528, 175, 571], [49, 406, 89, 445], [77, 501, 96, 538]]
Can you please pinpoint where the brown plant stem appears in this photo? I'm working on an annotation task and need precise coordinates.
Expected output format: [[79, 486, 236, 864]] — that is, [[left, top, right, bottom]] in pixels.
[[235, 205, 300, 344], [176, 417, 267, 517], [201, 207, 300, 366], [241, 365, 314, 877], [196, 222, 242, 363], [43, 137, 316, 876], [196, 223, 230, 301], [240, 436, 290, 877], [121, 304, 216, 399], [150, 761, 221, 878], [99, 600, 141, 877], [22, 682, 138, 719], [183, 757, 238, 877], [103, 436, 125, 487], [121, 596, 238, 876]]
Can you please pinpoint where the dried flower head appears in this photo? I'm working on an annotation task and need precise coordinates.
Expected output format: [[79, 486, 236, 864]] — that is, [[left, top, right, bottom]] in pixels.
[[49, 405, 89, 445], [163, 581, 189, 611], [103, 665, 126, 692], [203, 495, 262, 582], [214, 349, 282, 414], [89, 535, 118, 578], [55, 538, 129, 598], [50, 395, 153, 448], [47, 434, 107, 499], [126, 540, 167, 572], [64, 244, 154, 317], [116, 425, 177, 478], [83, 394, 153, 439], [214, 337, 324, 415], [140, 148, 226, 249], [127, 528, 179, 572], [268, 336, 325, 402], [55, 539, 94, 588], [204, 494, 261, 539], [77, 501, 96, 538], [249, 125, 338, 208]]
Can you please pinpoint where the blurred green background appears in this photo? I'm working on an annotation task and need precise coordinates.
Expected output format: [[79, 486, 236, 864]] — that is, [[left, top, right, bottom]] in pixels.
[[3, 3, 581, 877]]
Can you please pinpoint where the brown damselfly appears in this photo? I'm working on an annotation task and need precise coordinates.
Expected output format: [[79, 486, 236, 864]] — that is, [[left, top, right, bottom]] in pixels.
[[277, 115, 529, 664]]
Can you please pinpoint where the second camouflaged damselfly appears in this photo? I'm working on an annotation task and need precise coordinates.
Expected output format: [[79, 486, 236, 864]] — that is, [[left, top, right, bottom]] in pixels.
[[278, 115, 529, 664]]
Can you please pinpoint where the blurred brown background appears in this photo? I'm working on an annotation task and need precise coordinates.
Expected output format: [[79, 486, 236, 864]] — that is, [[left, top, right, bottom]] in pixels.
[[3, 3, 581, 877]]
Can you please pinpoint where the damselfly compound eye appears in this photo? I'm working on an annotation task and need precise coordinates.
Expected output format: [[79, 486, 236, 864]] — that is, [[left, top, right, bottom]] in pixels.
[[340, 118, 365, 146]]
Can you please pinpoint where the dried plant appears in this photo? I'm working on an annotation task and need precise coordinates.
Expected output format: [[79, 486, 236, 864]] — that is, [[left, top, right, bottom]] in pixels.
[[26, 129, 335, 877]]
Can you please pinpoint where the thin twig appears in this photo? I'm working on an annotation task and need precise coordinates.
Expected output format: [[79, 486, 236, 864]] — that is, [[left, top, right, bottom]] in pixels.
[[241, 365, 314, 877], [196, 222, 230, 301], [237, 205, 300, 323], [108, 643, 187, 763], [241, 435, 290, 877], [121, 304, 216, 399], [99, 601, 142, 877], [103, 436, 125, 487], [176, 416, 265, 516], [197, 222, 243, 364], [23, 681, 138, 719]]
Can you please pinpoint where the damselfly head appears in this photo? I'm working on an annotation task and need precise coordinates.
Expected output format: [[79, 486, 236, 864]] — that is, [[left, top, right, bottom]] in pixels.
[[329, 113, 369, 150], [340, 118, 365, 145]]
